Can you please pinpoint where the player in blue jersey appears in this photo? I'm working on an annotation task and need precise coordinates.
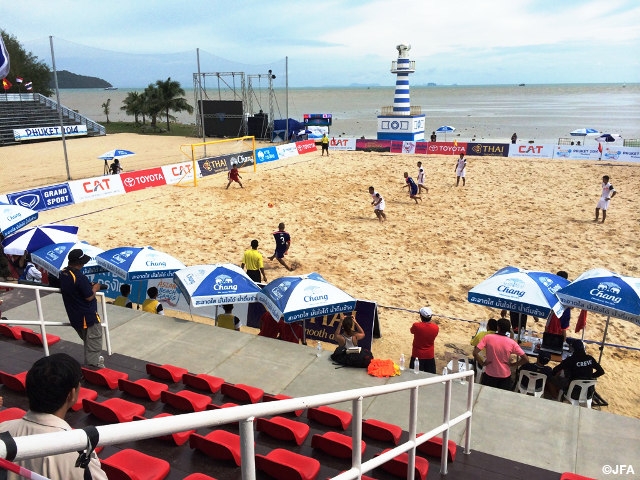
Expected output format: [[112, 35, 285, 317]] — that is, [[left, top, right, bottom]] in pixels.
[[403, 172, 422, 204], [268, 222, 293, 271]]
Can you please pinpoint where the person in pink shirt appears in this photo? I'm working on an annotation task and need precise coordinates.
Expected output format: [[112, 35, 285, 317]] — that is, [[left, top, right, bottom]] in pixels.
[[473, 318, 529, 390]]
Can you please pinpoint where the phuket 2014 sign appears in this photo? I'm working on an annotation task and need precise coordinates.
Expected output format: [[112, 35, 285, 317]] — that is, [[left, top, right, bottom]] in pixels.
[[14, 125, 88, 141]]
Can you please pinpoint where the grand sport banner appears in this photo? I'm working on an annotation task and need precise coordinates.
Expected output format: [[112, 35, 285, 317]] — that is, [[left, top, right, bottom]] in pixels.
[[13, 124, 87, 141], [7, 183, 74, 212]]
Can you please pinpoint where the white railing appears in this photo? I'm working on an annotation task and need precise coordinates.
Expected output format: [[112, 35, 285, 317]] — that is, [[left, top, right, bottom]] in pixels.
[[35, 93, 106, 136], [380, 105, 423, 115], [0, 369, 474, 480], [0, 282, 112, 356]]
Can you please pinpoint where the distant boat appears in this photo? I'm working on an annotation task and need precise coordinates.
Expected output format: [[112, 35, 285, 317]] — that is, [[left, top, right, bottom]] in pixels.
[[104, 86, 118, 90], [518, 83, 526, 87]]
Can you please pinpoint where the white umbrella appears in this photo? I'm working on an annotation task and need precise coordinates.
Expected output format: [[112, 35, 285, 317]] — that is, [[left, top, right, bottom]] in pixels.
[[2, 224, 79, 255], [570, 128, 599, 137], [0, 202, 38, 237]]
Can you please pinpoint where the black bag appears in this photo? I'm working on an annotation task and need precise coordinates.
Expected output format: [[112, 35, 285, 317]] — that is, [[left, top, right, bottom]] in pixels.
[[330, 346, 373, 368]]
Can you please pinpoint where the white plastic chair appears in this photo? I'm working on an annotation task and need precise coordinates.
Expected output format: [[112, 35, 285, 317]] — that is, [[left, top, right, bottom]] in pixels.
[[444, 352, 469, 373], [515, 370, 547, 397], [560, 379, 597, 408]]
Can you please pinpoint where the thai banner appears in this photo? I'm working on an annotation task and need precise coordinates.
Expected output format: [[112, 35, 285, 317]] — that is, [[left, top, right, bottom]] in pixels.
[[161, 161, 198, 185], [466, 142, 509, 157], [68, 174, 125, 203], [329, 137, 357, 151], [275, 142, 299, 159], [508, 144, 555, 159], [120, 167, 166, 193], [255, 146, 279, 164], [553, 146, 599, 160], [13, 125, 87, 141], [425, 142, 467, 155], [7, 184, 75, 212], [295, 139, 318, 154]]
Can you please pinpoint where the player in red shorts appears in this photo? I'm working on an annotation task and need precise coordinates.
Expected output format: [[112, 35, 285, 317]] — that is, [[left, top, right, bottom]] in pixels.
[[226, 164, 243, 189]]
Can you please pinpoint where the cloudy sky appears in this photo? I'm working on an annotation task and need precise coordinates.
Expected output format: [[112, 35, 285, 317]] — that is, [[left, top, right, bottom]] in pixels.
[[3, 0, 639, 88]]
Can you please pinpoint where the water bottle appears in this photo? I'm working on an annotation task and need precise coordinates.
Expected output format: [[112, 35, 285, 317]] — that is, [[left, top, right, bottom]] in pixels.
[[316, 341, 322, 357], [413, 358, 420, 374], [399, 353, 405, 371]]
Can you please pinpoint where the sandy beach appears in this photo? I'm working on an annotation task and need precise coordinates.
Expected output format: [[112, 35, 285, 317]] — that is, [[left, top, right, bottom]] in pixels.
[[1, 133, 639, 419]]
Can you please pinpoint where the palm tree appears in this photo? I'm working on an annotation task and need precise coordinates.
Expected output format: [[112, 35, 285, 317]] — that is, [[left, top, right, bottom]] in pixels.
[[143, 84, 163, 129], [120, 91, 144, 124], [155, 77, 194, 131], [101, 98, 111, 123]]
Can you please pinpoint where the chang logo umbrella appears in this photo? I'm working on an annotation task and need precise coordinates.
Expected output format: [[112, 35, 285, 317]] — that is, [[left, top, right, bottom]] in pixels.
[[258, 272, 356, 324], [31, 241, 106, 277], [98, 149, 135, 175], [2, 224, 79, 255], [570, 128, 599, 137], [173, 264, 262, 307], [468, 266, 570, 332], [435, 125, 456, 141], [556, 268, 640, 362], [0, 202, 38, 237], [96, 246, 185, 282]]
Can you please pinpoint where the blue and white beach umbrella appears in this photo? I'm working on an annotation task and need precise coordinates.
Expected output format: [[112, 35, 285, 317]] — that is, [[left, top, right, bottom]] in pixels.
[[468, 266, 570, 320], [435, 125, 456, 141], [173, 264, 262, 307], [0, 202, 38, 237], [570, 128, 599, 137], [98, 149, 135, 161], [258, 272, 356, 323], [2, 224, 79, 255], [556, 268, 640, 361], [95, 246, 185, 281], [31, 241, 105, 277]]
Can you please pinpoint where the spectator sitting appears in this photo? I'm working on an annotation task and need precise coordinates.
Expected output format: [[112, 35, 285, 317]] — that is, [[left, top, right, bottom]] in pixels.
[[332, 313, 364, 348], [113, 284, 133, 309], [517, 351, 553, 394], [141, 286, 164, 315], [20, 253, 43, 284], [109, 159, 123, 175], [216, 304, 241, 331], [548, 338, 605, 399], [470, 318, 498, 347], [0, 353, 107, 479]]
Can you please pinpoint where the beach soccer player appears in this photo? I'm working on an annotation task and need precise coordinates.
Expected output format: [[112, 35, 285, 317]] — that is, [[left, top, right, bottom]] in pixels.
[[268, 222, 293, 271], [368, 186, 386, 222], [416, 161, 428, 194], [402, 172, 422, 204], [594, 175, 616, 223], [455, 152, 467, 186], [321, 133, 329, 156], [226, 164, 243, 189]]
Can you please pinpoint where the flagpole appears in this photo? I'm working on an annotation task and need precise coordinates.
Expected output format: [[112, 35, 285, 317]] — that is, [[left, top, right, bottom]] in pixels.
[[49, 36, 71, 181]]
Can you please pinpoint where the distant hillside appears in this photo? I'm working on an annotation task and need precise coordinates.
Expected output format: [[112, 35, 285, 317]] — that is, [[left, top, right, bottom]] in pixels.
[[49, 70, 112, 89]]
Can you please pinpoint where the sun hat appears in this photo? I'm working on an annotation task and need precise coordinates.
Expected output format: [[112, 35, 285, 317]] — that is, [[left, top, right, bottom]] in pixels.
[[67, 249, 91, 265], [419, 307, 433, 318]]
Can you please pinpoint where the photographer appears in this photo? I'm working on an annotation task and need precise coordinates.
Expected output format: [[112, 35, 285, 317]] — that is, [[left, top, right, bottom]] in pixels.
[[59, 249, 105, 368], [332, 312, 365, 348]]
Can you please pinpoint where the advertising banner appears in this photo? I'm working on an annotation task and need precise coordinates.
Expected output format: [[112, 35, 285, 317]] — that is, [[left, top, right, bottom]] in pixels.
[[161, 161, 198, 185], [275, 143, 299, 159], [466, 142, 509, 157], [68, 175, 125, 203], [390, 141, 417, 154], [120, 167, 166, 193], [601, 146, 640, 163], [197, 151, 254, 178], [425, 142, 467, 155], [255, 146, 279, 164], [508, 144, 555, 159], [553, 146, 599, 160], [355, 139, 391, 152], [295, 139, 318, 154], [13, 124, 87, 141], [7, 184, 74, 212], [328, 137, 357, 151]]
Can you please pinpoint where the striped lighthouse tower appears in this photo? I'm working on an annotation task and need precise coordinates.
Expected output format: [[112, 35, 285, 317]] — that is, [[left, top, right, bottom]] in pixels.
[[392, 44, 415, 115], [377, 44, 425, 141]]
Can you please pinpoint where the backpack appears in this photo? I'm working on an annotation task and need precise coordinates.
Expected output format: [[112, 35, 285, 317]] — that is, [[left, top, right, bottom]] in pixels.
[[330, 346, 374, 368]]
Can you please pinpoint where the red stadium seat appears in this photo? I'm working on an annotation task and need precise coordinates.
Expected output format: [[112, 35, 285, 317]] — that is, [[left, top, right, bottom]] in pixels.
[[20, 329, 60, 347], [417, 434, 457, 462], [0, 325, 34, 340], [182, 373, 224, 393], [560, 474, 596, 480], [146, 363, 188, 382], [255, 448, 320, 480], [376, 448, 429, 480], [362, 418, 403, 445], [311, 431, 366, 459], [160, 390, 211, 412], [189, 430, 242, 466], [133, 413, 195, 446], [0, 370, 27, 392], [100, 449, 170, 480], [182, 475, 218, 480], [307, 406, 352, 430], [221, 382, 264, 403], [81, 366, 128, 389], [83, 398, 145, 423], [0, 407, 26, 422], [256, 416, 310, 445], [71, 387, 98, 412], [262, 393, 304, 416], [118, 378, 168, 401]]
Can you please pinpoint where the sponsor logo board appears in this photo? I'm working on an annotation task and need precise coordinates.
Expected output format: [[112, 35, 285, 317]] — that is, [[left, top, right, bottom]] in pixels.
[[68, 175, 125, 203], [7, 184, 75, 212], [13, 125, 88, 141], [120, 167, 166, 192]]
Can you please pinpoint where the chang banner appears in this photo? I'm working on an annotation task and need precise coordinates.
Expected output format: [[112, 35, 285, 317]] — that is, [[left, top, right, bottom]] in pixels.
[[197, 151, 254, 178], [14, 125, 88, 141], [7, 184, 74, 212]]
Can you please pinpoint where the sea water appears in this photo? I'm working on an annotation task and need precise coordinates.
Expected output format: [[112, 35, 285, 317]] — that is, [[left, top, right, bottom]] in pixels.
[[56, 83, 640, 144]]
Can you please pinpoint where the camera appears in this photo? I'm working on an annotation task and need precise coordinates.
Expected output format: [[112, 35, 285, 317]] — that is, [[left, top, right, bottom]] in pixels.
[[99, 284, 109, 290]]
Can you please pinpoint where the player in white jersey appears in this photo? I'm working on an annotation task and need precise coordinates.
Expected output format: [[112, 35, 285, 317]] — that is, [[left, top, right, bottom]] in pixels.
[[594, 175, 616, 223], [416, 161, 428, 194], [368, 186, 386, 222], [455, 153, 467, 186]]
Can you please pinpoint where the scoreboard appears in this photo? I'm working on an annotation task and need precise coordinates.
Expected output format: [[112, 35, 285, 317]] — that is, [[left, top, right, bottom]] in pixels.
[[303, 113, 332, 126]]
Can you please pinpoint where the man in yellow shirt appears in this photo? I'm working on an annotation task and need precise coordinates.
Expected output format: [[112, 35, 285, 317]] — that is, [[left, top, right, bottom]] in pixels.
[[142, 286, 164, 315], [217, 304, 240, 331], [241, 239, 267, 283]]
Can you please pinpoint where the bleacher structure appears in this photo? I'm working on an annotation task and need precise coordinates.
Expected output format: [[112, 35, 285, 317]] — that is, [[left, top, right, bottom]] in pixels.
[[0, 93, 105, 146]]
